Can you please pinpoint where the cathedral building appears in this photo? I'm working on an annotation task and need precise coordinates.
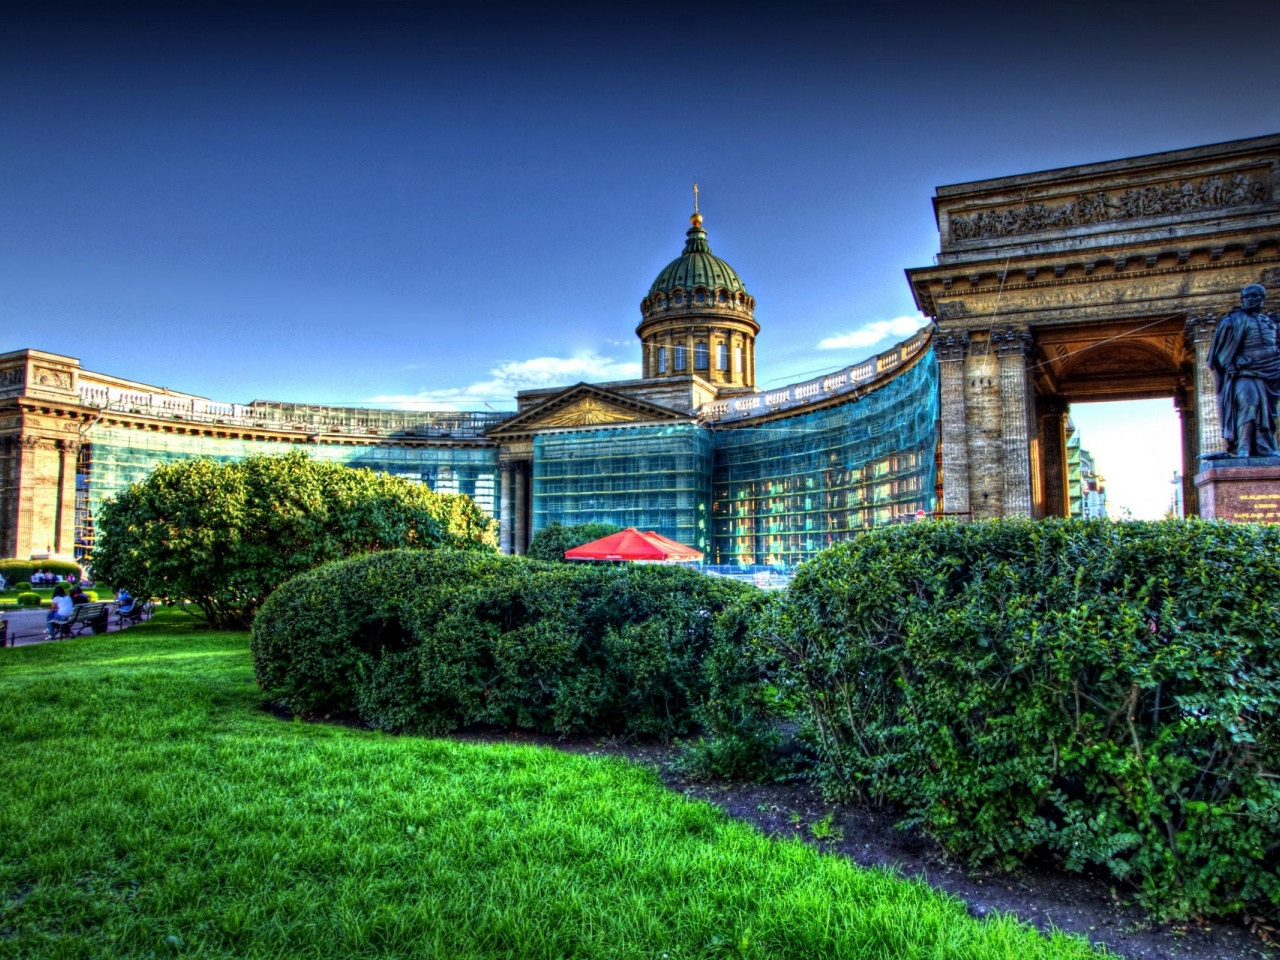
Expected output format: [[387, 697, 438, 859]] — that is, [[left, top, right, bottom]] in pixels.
[[0, 208, 938, 567]]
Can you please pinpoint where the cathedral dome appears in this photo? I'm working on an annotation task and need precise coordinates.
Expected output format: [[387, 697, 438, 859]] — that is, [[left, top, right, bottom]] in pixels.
[[648, 214, 748, 298], [637, 208, 758, 390]]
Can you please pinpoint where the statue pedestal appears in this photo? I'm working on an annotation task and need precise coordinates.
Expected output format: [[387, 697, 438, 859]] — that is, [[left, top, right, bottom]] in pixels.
[[1194, 458, 1280, 522]]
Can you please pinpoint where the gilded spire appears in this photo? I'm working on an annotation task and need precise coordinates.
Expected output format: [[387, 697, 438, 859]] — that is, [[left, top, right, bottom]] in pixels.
[[691, 182, 702, 227]]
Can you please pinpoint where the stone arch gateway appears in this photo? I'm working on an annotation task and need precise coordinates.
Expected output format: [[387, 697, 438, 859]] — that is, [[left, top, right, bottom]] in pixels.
[[906, 134, 1280, 518]]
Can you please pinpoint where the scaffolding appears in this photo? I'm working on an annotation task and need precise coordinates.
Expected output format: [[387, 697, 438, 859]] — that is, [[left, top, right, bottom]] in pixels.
[[532, 424, 713, 555], [75, 428, 500, 555], [710, 350, 939, 566]]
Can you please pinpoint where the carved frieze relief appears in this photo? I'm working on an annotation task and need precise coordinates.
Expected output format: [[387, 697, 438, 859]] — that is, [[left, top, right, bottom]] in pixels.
[[949, 169, 1270, 242], [0, 367, 25, 387], [937, 300, 968, 320], [31, 367, 72, 390], [1260, 267, 1280, 286]]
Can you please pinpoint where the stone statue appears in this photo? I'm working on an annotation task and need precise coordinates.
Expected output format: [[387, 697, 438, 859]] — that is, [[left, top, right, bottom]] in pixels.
[[1209, 284, 1280, 457]]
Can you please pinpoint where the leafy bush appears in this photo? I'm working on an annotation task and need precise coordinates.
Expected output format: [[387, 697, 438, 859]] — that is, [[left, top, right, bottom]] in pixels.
[[526, 522, 624, 562], [772, 518, 1280, 922], [252, 550, 760, 739], [0, 559, 81, 582], [12, 582, 32, 593], [15, 592, 41, 607], [93, 451, 497, 629]]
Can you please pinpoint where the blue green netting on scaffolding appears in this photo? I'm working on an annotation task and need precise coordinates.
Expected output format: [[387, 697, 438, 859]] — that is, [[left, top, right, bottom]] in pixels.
[[531, 424, 714, 555], [710, 350, 939, 567], [74, 429, 500, 557]]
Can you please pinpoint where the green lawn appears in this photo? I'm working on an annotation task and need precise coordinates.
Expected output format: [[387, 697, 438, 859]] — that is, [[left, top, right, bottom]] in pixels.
[[0, 617, 1110, 959]]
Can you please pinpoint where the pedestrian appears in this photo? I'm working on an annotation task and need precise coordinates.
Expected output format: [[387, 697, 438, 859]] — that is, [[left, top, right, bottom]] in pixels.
[[47, 586, 73, 639]]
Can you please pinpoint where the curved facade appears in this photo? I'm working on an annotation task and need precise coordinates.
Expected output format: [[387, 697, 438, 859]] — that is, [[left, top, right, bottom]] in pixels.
[[0, 208, 940, 570]]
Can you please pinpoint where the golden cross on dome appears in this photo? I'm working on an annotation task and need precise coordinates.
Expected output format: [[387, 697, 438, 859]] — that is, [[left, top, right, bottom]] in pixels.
[[692, 182, 699, 214]]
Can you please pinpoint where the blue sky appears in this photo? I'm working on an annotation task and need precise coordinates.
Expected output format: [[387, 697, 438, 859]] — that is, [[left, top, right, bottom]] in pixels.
[[3, 1, 1278, 517]]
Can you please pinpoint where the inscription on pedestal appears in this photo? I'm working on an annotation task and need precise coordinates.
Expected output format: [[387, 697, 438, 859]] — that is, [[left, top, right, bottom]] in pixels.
[[1195, 461, 1280, 523]]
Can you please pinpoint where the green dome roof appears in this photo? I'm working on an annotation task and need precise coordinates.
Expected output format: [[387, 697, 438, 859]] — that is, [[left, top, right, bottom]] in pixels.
[[648, 216, 747, 297]]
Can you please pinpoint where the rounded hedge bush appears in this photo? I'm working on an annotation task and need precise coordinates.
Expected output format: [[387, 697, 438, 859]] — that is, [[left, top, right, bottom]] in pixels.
[[252, 549, 764, 740], [0, 559, 81, 582], [15, 592, 41, 607], [12, 582, 32, 593], [773, 518, 1280, 923]]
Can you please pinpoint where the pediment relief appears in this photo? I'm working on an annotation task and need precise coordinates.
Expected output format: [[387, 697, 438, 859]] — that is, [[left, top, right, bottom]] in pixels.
[[540, 397, 638, 427], [486, 383, 687, 440]]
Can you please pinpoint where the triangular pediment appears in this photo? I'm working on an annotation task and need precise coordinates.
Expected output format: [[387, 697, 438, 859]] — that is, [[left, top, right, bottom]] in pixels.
[[486, 383, 689, 440]]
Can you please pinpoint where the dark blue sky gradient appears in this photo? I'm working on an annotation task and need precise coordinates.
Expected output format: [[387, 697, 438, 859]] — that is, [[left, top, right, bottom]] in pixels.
[[3, 1, 1278, 408]]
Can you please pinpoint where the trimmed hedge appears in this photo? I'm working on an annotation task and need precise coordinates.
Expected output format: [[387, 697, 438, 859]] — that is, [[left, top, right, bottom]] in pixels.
[[772, 519, 1280, 922], [526, 522, 624, 562], [12, 583, 32, 593], [252, 550, 763, 739], [0, 560, 81, 582], [15, 592, 41, 607]]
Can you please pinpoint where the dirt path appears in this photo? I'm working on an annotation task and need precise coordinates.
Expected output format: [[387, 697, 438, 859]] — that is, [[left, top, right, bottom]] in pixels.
[[453, 730, 1274, 960]]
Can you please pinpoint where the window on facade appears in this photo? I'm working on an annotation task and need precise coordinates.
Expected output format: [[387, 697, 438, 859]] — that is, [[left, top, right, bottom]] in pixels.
[[717, 343, 729, 371], [734, 346, 743, 372], [695, 290, 706, 303], [674, 345, 687, 370], [694, 342, 709, 370], [657, 347, 667, 373]]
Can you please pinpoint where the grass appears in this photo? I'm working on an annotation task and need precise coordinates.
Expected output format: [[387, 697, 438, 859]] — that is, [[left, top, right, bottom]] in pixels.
[[0, 616, 1111, 959]]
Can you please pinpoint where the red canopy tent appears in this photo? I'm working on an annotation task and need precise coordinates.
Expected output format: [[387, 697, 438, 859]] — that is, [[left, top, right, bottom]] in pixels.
[[563, 528, 703, 563]]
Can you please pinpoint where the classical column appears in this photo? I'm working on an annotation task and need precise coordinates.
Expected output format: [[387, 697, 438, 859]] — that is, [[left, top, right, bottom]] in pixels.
[[14, 436, 43, 559], [1174, 387, 1199, 517], [513, 461, 529, 555], [1186, 314, 1222, 461], [936, 333, 971, 515], [55, 439, 80, 556], [995, 328, 1035, 517], [498, 460, 515, 555], [1035, 395, 1070, 518]]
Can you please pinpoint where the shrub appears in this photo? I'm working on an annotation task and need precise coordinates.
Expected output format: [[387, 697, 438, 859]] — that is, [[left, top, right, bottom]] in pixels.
[[93, 451, 497, 629], [12, 582, 32, 593], [772, 518, 1280, 922], [0, 559, 81, 582], [15, 592, 41, 607], [252, 550, 759, 739], [526, 521, 624, 562]]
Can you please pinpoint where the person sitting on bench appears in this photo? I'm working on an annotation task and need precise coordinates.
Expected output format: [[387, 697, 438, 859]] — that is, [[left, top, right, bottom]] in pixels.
[[47, 586, 73, 639], [116, 589, 134, 614]]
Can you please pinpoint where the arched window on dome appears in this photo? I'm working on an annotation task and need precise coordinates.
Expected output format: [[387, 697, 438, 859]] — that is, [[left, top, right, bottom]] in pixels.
[[695, 342, 709, 371], [674, 345, 687, 371], [657, 347, 667, 374], [673, 290, 684, 305], [695, 289, 707, 304], [717, 290, 727, 303], [718, 343, 729, 371]]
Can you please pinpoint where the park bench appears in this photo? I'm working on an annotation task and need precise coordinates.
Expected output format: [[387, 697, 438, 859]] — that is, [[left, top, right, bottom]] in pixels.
[[1, 616, 8, 647], [116, 602, 152, 628], [53, 602, 112, 638]]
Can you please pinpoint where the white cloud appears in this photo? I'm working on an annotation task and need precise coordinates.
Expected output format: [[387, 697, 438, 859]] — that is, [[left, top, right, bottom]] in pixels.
[[367, 351, 643, 411], [818, 315, 929, 351]]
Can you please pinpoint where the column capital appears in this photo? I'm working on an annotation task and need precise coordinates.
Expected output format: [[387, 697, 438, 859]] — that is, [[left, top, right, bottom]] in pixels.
[[935, 333, 970, 363], [1185, 311, 1219, 344], [992, 327, 1034, 358]]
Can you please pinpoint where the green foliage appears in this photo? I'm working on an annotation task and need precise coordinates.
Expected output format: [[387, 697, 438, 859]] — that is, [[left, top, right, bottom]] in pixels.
[[526, 521, 625, 561], [252, 550, 759, 739], [92, 451, 497, 629], [0, 623, 1107, 960], [0, 559, 81, 582], [15, 592, 41, 607], [773, 518, 1280, 922], [12, 582, 32, 593]]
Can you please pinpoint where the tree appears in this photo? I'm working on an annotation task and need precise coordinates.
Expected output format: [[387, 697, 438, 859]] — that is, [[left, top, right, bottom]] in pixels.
[[93, 451, 497, 628], [526, 521, 624, 562]]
